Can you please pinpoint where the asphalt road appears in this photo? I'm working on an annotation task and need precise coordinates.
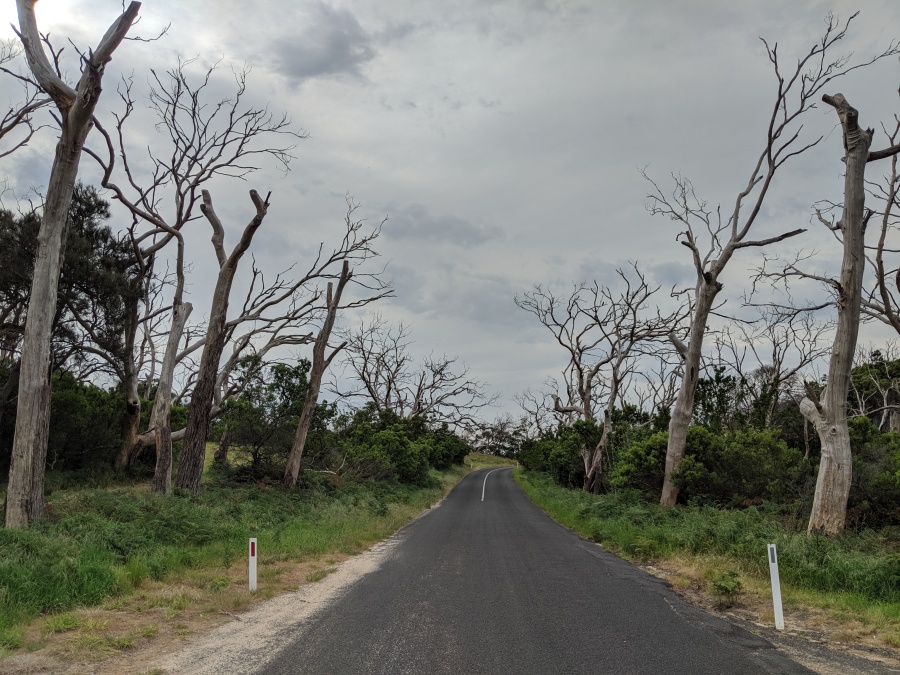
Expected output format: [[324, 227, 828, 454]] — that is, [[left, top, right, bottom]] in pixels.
[[261, 468, 812, 674]]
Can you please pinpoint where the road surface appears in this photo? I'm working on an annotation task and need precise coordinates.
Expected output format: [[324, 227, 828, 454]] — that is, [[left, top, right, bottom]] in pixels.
[[259, 467, 811, 674]]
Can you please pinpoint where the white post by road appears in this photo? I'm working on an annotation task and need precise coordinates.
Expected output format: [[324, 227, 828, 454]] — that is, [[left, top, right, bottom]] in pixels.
[[249, 538, 258, 593], [767, 544, 784, 630]]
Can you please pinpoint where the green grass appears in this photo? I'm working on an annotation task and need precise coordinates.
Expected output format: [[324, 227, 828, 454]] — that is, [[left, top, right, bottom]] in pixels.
[[515, 470, 900, 604], [0, 464, 468, 637]]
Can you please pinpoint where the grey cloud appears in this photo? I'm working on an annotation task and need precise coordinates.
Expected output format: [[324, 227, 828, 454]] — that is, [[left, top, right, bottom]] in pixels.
[[649, 261, 695, 289], [384, 203, 502, 247], [270, 2, 376, 84]]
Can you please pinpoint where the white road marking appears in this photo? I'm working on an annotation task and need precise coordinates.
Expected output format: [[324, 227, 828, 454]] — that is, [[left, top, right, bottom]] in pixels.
[[482, 469, 500, 502]]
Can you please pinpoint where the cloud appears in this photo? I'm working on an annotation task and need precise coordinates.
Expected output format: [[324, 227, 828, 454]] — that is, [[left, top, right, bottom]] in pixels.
[[269, 2, 377, 84], [383, 203, 502, 247]]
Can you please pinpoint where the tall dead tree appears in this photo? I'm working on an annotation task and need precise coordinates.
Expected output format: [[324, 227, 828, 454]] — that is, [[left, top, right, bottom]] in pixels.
[[798, 93, 900, 534], [646, 14, 895, 507], [516, 265, 685, 492], [175, 190, 270, 494], [5, 1, 139, 528], [283, 262, 351, 488]]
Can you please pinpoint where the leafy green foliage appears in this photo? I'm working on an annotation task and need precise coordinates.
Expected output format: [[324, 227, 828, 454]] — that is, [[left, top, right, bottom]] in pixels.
[[612, 426, 810, 506], [0, 370, 124, 475], [334, 406, 468, 486], [217, 357, 318, 479], [710, 569, 743, 608]]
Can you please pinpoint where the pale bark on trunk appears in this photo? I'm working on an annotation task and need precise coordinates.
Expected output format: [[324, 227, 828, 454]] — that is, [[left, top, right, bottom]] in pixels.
[[151, 299, 192, 494], [176, 190, 268, 494], [661, 283, 718, 506], [116, 294, 141, 469], [5, 1, 140, 528], [583, 409, 611, 494], [283, 262, 351, 489], [802, 93, 872, 535]]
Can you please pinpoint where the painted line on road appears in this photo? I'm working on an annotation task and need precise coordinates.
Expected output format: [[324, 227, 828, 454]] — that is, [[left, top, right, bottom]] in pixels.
[[482, 469, 500, 502]]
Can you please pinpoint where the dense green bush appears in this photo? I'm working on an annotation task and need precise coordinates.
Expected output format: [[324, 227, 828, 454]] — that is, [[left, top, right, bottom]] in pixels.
[[1, 370, 124, 475], [335, 406, 465, 486], [610, 426, 810, 506], [610, 430, 668, 495], [845, 418, 900, 528]]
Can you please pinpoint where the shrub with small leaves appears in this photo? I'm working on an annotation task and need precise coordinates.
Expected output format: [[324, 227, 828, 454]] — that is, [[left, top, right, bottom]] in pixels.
[[710, 569, 742, 608]]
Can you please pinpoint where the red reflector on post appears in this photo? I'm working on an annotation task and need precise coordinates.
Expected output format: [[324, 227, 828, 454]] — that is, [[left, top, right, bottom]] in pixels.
[[251, 541, 256, 557]]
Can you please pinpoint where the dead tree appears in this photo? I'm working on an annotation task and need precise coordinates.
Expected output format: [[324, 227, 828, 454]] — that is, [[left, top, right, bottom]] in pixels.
[[713, 309, 831, 428], [283, 262, 351, 488], [5, 1, 139, 528], [86, 59, 302, 473], [798, 92, 900, 534], [516, 264, 685, 493], [335, 314, 494, 428], [175, 190, 271, 494], [645, 14, 895, 508], [862, 96, 900, 335], [849, 343, 900, 431]]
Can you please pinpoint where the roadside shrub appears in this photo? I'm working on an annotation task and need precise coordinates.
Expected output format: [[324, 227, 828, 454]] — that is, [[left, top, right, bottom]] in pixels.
[[847, 426, 900, 528], [610, 431, 667, 495], [611, 426, 809, 506]]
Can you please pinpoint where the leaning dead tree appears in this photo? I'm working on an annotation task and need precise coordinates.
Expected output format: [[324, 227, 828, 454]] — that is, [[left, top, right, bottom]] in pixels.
[[335, 314, 494, 428], [645, 13, 896, 508], [175, 189, 271, 494], [516, 264, 685, 492], [5, 1, 140, 528], [283, 262, 351, 489]]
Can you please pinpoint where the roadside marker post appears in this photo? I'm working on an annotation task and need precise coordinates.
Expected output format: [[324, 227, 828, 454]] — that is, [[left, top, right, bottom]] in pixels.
[[249, 538, 258, 593], [767, 544, 784, 630]]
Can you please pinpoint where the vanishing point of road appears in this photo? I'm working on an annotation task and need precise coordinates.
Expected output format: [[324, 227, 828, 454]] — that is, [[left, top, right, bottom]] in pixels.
[[259, 467, 811, 674]]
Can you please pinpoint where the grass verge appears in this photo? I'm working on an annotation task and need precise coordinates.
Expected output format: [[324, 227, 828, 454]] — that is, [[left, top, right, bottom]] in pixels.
[[514, 470, 900, 650], [0, 462, 474, 665]]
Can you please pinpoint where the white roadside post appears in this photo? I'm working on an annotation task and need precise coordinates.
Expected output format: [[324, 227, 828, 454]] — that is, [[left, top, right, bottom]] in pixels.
[[249, 538, 258, 593], [767, 544, 784, 630]]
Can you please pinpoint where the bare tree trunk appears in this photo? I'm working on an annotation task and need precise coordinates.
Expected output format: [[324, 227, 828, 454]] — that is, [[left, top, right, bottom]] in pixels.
[[283, 263, 351, 489], [801, 93, 872, 535], [151, 299, 191, 494], [116, 294, 141, 469], [661, 285, 717, 506], [213, 427, 232, 466], [584, 410, 612, 494], [176, 190, 269, 494], [5, 1, 140, 528]]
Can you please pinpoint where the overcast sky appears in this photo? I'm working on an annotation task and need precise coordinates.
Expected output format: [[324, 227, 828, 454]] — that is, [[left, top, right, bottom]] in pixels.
[[2, 0, 900, 420]]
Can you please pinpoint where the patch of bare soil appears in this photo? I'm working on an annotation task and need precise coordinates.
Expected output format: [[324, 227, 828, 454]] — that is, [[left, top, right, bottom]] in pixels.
[[641, 561, 900, 675]]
